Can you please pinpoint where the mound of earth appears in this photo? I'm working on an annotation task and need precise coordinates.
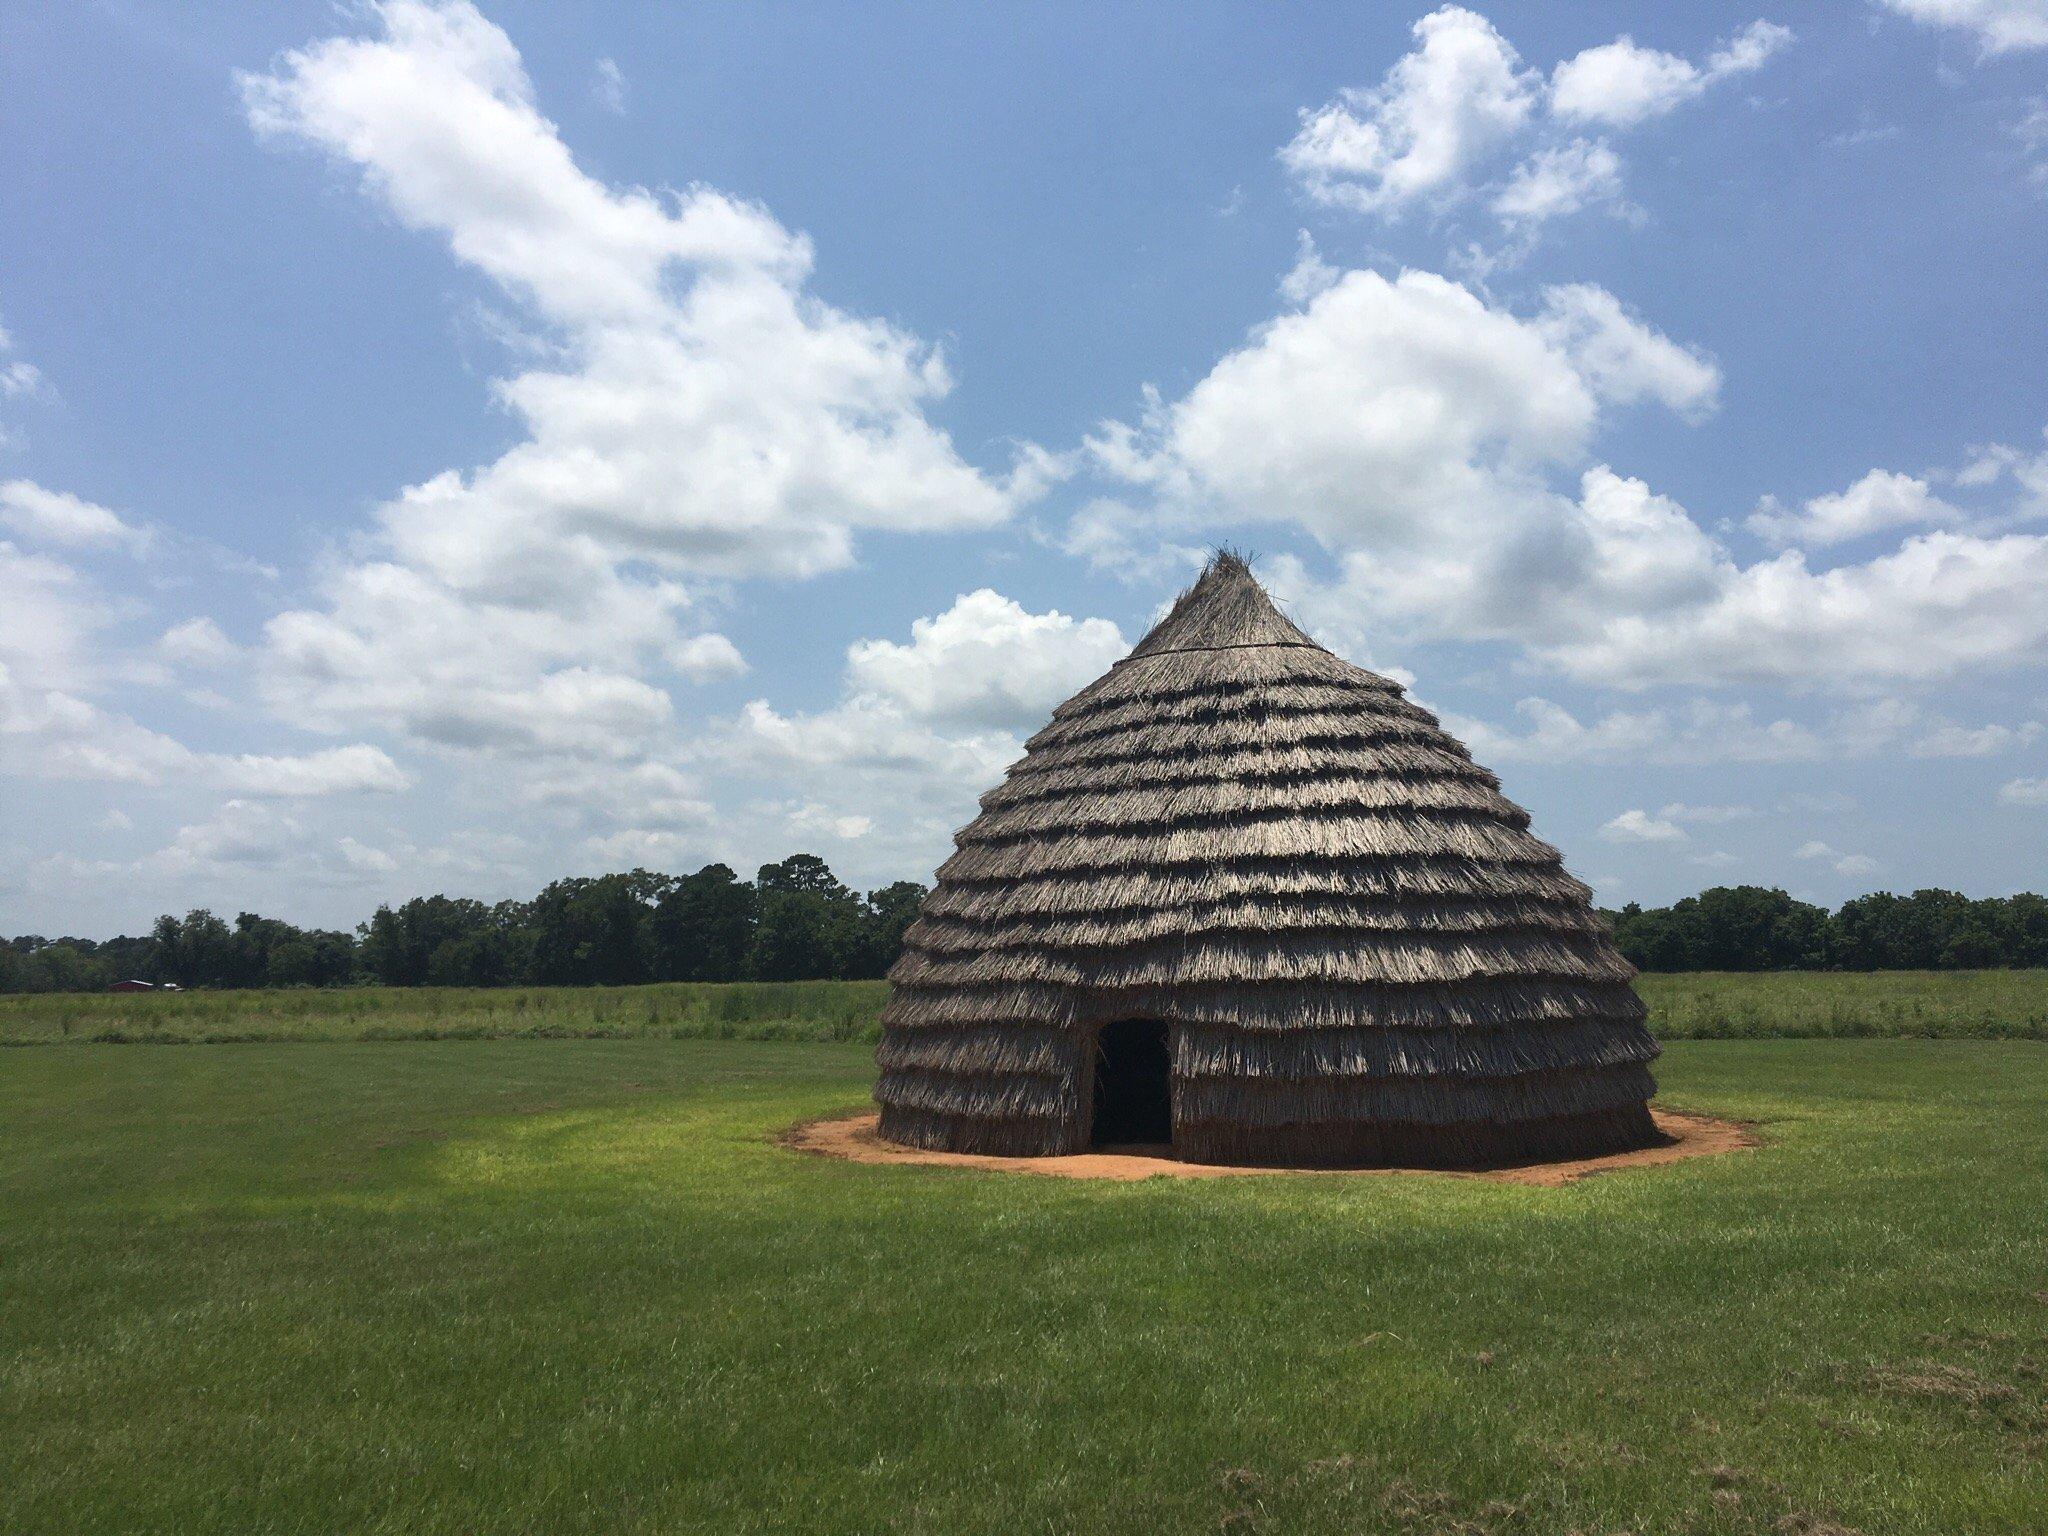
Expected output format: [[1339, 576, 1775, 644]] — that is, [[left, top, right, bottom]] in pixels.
[[781, 1106, 1755, 1187]]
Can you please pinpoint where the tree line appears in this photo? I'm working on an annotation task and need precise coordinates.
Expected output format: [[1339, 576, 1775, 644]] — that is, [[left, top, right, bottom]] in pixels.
[[1603, 886, 2048, 972], [11, 878, 2048, 993], [1, 855, 925, 993]]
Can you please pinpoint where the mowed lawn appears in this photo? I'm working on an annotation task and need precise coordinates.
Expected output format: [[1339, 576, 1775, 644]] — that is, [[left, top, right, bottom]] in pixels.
[[2, 1038, 2044, 1535]]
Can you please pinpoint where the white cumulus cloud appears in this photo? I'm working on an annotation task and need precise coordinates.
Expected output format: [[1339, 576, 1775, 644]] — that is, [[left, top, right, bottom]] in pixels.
[[1659, 801, 1758, 823], [1600, 808, 1689, 842], [1534, 284, 1720, 418], [711, 591, 1127, 883], [1747, 469, 1963, 548], [1910, 720, 2042, 756], [1550, 21, 1793, 127], [1083, 268, 1725, 657], [1796, 840, 1881, 878], [1452, 696, 1825, 766], [1083, 255, 2048, 693], [844, 589, 1128, 730], [0, 480, 149, 552], [157, 618, 239, 671], [1282, 7, 1538, 217], [241, 0, 1034, 768], [593, 56, 626, 114], [1, 659, 409, 796], [1874, 0, 2048, 57], [0, 322, 39, 400], [212, 744, 411, 797], [1283, 9, 1791, 241], [1543, 529, 2048, 688], [1491, 138, 1626, 226]]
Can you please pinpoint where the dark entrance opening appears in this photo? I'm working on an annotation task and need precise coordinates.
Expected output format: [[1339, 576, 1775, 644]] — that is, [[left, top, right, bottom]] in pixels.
[[1091, 1020, 1172, 1148]]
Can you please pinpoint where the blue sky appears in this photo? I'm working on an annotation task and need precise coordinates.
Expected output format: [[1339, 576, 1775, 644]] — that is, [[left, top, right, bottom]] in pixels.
[[5, 0, 2048, 936]]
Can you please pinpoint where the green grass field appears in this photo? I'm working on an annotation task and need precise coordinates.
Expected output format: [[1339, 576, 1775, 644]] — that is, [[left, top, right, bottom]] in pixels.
[[0, 978, 892, 1046], [3, 1020, 2044, 1533], [6, 968, 2048, 1046]]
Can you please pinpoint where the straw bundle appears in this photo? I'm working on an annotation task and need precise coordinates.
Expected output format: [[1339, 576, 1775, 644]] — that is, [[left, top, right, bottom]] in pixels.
[[874, 553, 1659, 1167]]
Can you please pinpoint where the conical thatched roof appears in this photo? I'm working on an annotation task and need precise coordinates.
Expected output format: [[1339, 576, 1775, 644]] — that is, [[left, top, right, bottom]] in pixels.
[[874, 553, 1659, 1167]]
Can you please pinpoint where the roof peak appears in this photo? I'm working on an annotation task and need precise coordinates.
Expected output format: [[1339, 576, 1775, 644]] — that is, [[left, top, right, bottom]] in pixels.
[[1126, 551, 1322, 659]]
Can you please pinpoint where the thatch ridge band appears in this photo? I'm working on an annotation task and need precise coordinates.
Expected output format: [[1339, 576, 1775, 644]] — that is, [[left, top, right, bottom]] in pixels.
[[880, 975, 1647, 1030], [1003, 727, 1485, 782], [1027, 696, 1444, 753], [923, 859, 1597, 913], [878, 1018, 1656, 1081]]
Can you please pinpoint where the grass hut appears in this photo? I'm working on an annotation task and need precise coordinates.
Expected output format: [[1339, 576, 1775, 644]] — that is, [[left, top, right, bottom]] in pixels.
[[874, 553, 1659, 1167]]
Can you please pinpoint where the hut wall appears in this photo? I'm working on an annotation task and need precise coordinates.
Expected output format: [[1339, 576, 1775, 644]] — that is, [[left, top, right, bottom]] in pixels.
[[1172, 1101, 1660, 1170], [875, 1025, 1094, 1156], [873, 554, 1662, 1169]]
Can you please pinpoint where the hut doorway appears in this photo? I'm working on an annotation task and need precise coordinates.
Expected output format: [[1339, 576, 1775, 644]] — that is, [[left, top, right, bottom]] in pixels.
[[1091, 1020, 1172, 1148]]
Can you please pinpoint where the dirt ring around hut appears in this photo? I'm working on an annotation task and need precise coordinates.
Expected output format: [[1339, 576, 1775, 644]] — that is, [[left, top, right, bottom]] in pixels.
[[779, 1106, 1758, 1187]]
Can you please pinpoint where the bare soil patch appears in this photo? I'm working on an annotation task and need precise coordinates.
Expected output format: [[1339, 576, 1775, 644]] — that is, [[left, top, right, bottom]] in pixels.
[[780, 1105, 1757, 1186]]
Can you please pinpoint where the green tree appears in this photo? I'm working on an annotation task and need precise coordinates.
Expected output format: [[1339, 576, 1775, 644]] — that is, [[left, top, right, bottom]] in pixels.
[[1991, 893, 2048, 968], [1835, 890, 1976, 970], [746, 890, 842, 981], [756, 854, 848, 898], [1609, 887, 1834, 972], [13, 941, 110, 993], [229, 912, 311, 988], [268, 930, 359, 987], [152, 910, 237, 989], [528, 872, 665, 986], [747, 855, 861, 980], [650, 864, 757, 981], [359, 896, 500, 986], [851, 880, 926, 978]]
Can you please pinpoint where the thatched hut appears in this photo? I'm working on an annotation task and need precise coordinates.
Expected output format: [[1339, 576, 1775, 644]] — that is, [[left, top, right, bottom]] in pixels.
[[874, 554, 1659, 1167]]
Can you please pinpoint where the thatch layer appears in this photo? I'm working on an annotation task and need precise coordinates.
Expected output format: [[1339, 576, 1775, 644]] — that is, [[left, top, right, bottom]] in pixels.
[[874, 553, 1659, 1168], [1051, 641, 1391, 711], [889, 930, 1635, 989], [906, 894, 1610, 953], [882, 976, 1647, 1032], [1013, 713, 1461, 773], [938, 814, 1567, 880], [969, 772, 1530, 837], [1175, 1102, 1660, 1170], [880, 1016, 1655, 1080], [1024, 688, 1440, 752], [979, 750, 1502, 812], [922, 859, 1596, 916]]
